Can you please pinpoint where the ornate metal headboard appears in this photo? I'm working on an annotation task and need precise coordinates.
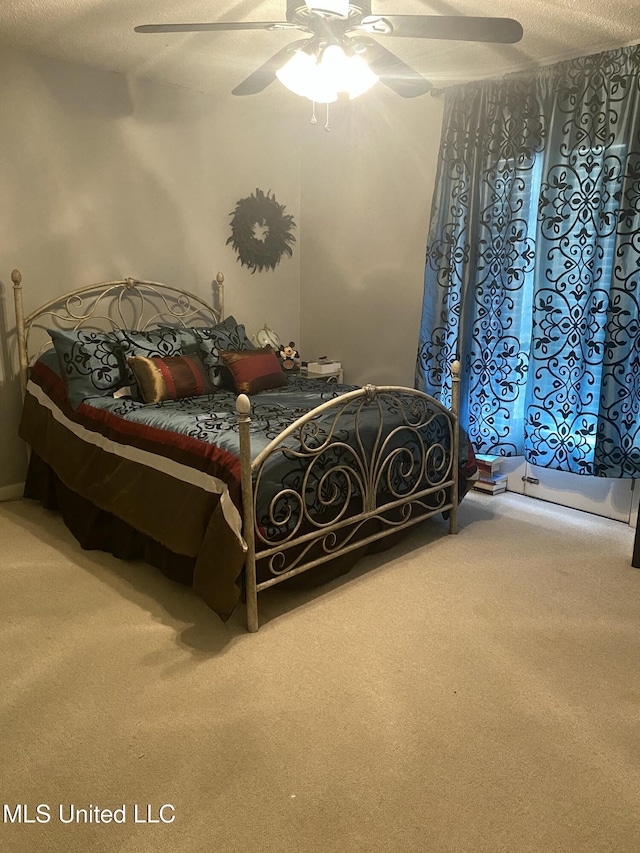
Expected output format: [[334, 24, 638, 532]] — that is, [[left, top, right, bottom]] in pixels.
[[11, 269, 224, 396]]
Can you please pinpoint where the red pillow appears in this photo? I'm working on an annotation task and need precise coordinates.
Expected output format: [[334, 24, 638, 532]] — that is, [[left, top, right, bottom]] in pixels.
[[219, 347, 287, 395], [128, 354, 214, 402]]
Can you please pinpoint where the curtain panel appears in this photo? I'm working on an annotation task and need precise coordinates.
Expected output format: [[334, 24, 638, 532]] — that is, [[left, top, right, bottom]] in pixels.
[[416, 45, 640, 478]]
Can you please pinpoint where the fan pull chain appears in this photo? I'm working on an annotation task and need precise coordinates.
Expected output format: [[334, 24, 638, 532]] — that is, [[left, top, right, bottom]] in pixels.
[[309, 102, 330, 131]]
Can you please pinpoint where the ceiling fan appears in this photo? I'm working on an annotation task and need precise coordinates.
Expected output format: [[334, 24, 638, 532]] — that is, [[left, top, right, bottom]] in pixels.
[[135, 1, 523, 101]]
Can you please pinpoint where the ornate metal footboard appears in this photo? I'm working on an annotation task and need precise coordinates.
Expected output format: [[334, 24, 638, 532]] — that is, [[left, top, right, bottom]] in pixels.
[[236, 369, 460, 632]]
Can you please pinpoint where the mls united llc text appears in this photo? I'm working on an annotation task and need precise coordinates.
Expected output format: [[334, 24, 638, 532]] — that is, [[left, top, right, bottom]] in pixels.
[[3, 803, 175, 824]]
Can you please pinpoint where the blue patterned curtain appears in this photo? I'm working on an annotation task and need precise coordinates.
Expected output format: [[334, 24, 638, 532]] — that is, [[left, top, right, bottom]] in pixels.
[[416, 46, 640, 477]]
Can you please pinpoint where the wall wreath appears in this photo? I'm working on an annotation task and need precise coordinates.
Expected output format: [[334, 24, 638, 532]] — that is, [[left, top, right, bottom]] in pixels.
[[226, 188, 296, 274]]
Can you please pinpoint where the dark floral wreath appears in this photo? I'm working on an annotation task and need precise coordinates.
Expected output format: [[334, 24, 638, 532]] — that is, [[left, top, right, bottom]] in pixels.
[[227, 188, 296, 274]]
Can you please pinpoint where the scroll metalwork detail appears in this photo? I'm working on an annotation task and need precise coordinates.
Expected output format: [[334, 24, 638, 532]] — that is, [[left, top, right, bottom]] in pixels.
[[251, 387, 456, 580], [21, 278, 222, 367]]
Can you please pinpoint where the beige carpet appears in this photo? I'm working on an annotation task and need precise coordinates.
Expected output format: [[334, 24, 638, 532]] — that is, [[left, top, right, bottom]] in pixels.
[[0, 492, 638, 853]]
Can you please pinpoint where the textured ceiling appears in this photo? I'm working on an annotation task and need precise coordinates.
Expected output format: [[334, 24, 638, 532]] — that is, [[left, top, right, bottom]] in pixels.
[[0, 0, 638, 98]]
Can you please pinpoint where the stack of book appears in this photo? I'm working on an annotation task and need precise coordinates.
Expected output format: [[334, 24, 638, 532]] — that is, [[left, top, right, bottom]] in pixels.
[[473, 453, 508, 495]]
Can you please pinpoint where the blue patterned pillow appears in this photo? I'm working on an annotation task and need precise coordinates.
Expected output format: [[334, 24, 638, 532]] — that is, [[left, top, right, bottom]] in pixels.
[[157, 324, 199, 354], [158, 317, 234, 354], [114, 328, 184, 388], [49, 329, 125, 408], [193, 317, 255, 387], [114, 327, 184, 358]]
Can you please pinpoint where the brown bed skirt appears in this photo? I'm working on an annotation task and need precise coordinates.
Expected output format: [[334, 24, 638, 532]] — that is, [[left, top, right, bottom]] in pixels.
[[24, 452, 199, 586], [23, 452, 386, 617]]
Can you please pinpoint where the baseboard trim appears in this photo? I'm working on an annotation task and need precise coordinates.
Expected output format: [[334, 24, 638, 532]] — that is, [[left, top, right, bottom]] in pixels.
[[0, 483, 25, 502]]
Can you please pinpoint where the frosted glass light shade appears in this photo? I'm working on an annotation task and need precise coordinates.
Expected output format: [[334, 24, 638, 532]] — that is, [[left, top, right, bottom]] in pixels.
[[320, 45, 378, 99], [276, 43, 379, 102], [276, 51, 338, 103], [319, 44, 349, 90], [275, 50, 317, 98]]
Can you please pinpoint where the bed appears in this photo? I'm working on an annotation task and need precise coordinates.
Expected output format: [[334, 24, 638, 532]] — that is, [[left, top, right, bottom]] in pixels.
[[13, 269, 476, 631]]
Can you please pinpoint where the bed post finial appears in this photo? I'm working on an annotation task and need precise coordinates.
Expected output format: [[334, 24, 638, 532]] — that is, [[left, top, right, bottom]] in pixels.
[[450, 359, 461, 422], [215, 271, 225, 321], [236, 393, 250, 417], [12, 269, 28, 398], [449, 359, 461, 536], [236, 393, 258, 632]]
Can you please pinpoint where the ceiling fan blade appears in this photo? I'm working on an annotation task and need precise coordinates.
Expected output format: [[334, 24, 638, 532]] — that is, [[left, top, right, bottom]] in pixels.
[[353, 38, 432, 98], [232, 39, 313, 96], [358, 16, 523, 44], [134, 22, 299, 34]]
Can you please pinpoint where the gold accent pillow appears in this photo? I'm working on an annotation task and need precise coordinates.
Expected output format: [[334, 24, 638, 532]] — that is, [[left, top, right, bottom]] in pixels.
[[128, 354, 215, 403]]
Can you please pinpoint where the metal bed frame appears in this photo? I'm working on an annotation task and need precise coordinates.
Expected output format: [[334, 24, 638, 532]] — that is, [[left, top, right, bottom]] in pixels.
[[13, 269, 460, 632]]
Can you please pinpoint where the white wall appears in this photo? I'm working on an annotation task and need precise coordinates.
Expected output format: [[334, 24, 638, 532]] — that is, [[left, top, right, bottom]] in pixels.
[[0, 46, 302, 491], [299, 89, 444, 386]]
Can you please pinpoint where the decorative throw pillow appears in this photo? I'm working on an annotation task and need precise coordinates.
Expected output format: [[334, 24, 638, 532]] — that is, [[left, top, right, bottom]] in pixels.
[[114, 327, 184, 359], [157, 324, 200, 354], [114, 328, 185, 389], [48, 328, 125, 408], [159, 317, 233, 351], [219, 347, 288, 395], [193, 316, 255, 387], [127, 354, 215, 403]]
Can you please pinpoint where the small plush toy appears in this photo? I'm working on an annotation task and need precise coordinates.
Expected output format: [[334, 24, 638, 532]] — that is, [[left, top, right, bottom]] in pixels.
[[279, 341, 300, 372]]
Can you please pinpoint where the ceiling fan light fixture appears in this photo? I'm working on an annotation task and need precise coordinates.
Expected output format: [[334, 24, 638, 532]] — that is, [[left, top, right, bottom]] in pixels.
[[135, 7, 523, 101], [276, 49, 338, 103], [318, 43, 348, 87], [276, 42, 378, 102], [276, 49, 316, 97], [320, 44, 378, 99]]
